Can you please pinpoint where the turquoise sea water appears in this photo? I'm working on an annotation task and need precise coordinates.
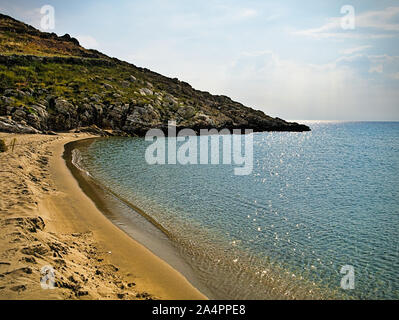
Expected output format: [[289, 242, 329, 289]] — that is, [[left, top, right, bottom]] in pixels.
[[77, 121, 399, 299]]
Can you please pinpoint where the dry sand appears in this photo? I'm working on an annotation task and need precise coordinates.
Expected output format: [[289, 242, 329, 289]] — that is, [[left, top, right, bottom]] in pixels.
[[0, 132, 206, 300]]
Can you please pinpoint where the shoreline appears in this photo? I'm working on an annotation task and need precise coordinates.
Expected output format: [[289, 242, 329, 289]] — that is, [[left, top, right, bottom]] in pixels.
[[70, 135, 348, 300], [64, 137, 213, 299], [0, 133, 206, 300]]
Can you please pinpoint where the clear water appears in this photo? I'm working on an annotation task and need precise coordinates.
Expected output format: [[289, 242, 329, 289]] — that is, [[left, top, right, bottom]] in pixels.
[[78, 121, 399, 299]]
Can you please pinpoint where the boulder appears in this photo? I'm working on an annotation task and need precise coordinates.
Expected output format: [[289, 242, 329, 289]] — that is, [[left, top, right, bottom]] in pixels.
[[106, 104, 129, 129], [192, 112, 214, 127], [0, 116, 41, 134], [78, 103, 95, 126], [78, 125, 111, 137], [90, 94, 101, 103], [139, 88, 153, 96], [121, 80, 130, 88], [0, 95, 12, 106], [162, 94, 179, 110], [122, 104, 160, 135], [30, 104, 49, 130], [177, 105, 196, 119], [26, 112, 41, 129], [11, 108, 27, 122], [103, 83, 113, 90], [4, 89, 26, 98], [47, 98, 78, 130], [93, 104, 104, 120], [3, 89, 15, 97]]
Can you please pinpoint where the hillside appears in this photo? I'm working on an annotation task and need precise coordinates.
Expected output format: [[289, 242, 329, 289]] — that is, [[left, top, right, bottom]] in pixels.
[[0, 13, 310, 135]]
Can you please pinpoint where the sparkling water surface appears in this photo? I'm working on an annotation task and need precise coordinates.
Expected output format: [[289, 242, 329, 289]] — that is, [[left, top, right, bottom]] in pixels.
[[78, 121, 399, 299]]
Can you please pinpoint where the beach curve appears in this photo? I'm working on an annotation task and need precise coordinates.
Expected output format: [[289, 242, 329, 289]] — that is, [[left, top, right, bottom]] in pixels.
[[0, 132, 207, 300]]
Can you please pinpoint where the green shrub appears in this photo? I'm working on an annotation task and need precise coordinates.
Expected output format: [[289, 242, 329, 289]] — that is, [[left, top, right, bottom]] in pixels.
[[0, 139, 7, 152]]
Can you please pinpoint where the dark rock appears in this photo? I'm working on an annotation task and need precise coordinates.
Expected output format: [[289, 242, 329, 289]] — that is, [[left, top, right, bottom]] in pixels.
[[27, 217, 45, 232], [21, 256, 37, 264], [104, 104, 129, 129], [121, 80, 130, 88], [78, 124, 111, 137], [0, 139, 7, 152], [76, 290, 89, 297], [122, 104, 161, 135], [47, 98, 78, 130], [10, 285, 27, 292], [21, 244, 49, 256]]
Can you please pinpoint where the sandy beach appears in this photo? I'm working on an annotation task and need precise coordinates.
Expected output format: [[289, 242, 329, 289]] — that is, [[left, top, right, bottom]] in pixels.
[[0, 132, 206, 300]]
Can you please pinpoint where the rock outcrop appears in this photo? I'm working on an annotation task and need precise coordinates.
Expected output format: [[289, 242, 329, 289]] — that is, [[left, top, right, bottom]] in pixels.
[[0, 117, 41, 134]]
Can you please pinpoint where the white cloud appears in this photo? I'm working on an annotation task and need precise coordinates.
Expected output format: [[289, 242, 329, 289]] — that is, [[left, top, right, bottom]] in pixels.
[[222, 50, 399, 120], [239, 8, 258, 19], [264, 13, 281, 22], [0, 5, 42, 29], [357, 6, 399, 31], [340, 45, 372, 55], [164, 5, 259, 31], [294, 6, 399, 39], [335, 53, 399, 77], [75, 35, 99, 49], [128, 44, 399, 120], [369, 64, 383, 73]]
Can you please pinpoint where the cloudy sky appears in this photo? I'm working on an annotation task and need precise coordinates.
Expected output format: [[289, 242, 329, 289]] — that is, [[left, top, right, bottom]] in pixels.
[[1, 0, 399, 120]]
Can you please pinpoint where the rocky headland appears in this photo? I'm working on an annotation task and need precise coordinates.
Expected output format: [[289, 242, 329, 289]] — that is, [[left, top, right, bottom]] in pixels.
[[0, 13, 310, 136]]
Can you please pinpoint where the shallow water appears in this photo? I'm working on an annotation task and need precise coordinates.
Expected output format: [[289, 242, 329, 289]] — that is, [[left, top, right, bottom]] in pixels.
[[77, 121, 399, 299]]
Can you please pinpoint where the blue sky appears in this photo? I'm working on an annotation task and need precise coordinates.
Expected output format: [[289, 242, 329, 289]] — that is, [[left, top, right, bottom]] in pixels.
[[1, 0, 399, 120]]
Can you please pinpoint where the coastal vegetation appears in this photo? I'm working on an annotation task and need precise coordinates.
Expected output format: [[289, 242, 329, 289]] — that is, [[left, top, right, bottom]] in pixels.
[[0, 13, 310, 136]]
